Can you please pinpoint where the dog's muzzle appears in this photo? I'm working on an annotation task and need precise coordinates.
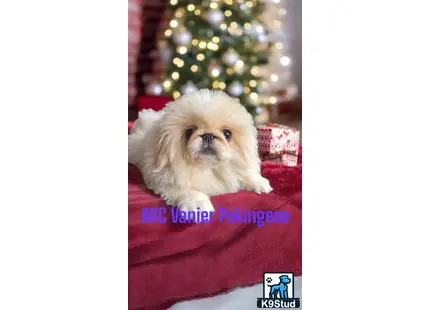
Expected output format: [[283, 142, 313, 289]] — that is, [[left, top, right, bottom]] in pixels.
[[199, 134, 217, 156]]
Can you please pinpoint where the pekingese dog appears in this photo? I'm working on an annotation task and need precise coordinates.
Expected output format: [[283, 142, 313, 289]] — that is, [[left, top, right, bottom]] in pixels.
[[128, 89, 272, 213]]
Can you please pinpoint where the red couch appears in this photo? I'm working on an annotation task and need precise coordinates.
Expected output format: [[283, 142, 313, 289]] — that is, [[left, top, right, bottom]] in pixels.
[[128, 96, 302, 310], [128, 95, 172, 131]]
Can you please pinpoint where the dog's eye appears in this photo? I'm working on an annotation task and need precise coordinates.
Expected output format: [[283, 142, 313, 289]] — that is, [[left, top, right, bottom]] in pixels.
[[222, 129, 232, 141], [185, 127, 197, 139]]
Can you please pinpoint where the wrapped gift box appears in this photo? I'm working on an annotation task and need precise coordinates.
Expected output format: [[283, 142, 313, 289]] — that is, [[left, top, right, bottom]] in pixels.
[[257, 123, 300, 166]]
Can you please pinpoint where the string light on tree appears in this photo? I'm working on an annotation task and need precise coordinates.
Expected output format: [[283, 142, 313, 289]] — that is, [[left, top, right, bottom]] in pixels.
[[270, 74, 279, 82], [250, 92, 259, 101], [175, 8, 185, 18], [211, 68, 220, 77], [173, 57, 182, 66], [280, 56, 291, 67], [251, 66, 260, 76], [269, 96, 277, 104], [171, 72, 180, 80], [246, 1, 254, 8], [234, 59, 245, 74], [198, 41, 207, 49], [196, 53, 205, 61], [174, 58, 185, 67], [173, 91, 181, 99], [208, 61, 222, 78], [177, 46, 187, 54], [163, 79, 172, 91]]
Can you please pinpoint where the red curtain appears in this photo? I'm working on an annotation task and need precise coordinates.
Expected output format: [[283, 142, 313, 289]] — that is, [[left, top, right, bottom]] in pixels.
[[129, 0, 144, 106]]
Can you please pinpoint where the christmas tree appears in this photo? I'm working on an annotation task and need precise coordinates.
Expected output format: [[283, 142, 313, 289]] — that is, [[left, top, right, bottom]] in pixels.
[[153, 0, 272, 116]]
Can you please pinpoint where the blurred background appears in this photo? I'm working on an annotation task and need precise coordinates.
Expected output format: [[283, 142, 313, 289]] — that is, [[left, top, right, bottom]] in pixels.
[[129, 0, 301, 132]]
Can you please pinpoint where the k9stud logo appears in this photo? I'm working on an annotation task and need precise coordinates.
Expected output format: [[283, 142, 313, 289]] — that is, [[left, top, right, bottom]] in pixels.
[[256, 272, 300, 308]]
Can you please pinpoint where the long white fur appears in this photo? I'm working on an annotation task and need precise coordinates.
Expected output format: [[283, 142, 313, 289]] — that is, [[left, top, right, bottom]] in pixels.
[[128, 90, 272, 213]]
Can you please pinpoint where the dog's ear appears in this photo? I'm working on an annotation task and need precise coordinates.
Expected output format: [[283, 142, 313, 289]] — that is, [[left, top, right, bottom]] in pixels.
[[153, 127, 176, 172]]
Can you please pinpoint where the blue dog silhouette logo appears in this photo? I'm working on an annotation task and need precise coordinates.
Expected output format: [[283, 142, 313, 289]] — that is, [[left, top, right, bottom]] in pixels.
[[266, 275, 291, 298], [257, 272, 300, 308]]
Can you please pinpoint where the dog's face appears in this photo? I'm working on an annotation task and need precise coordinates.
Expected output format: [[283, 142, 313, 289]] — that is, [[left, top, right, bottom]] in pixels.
[[279, 276, 291, 285], [184, 122, 231, 162], [154, 90, 257, 169]]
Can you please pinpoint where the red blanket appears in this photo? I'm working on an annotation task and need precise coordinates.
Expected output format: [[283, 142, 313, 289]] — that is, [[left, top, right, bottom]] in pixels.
[[128, 160, 302, 310]]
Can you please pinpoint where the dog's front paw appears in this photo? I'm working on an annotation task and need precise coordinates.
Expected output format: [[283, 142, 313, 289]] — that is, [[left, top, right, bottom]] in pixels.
[[253, 177, 273, 194], [178, 192, 215, 215], [178, 199, 215, 213]]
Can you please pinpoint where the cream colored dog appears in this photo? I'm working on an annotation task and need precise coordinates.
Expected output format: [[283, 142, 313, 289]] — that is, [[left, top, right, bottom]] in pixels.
[[128, 89, 272, 213]]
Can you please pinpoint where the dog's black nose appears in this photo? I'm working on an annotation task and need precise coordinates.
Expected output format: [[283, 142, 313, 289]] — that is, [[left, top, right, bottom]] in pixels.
[[201, 133, 215, 142]]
